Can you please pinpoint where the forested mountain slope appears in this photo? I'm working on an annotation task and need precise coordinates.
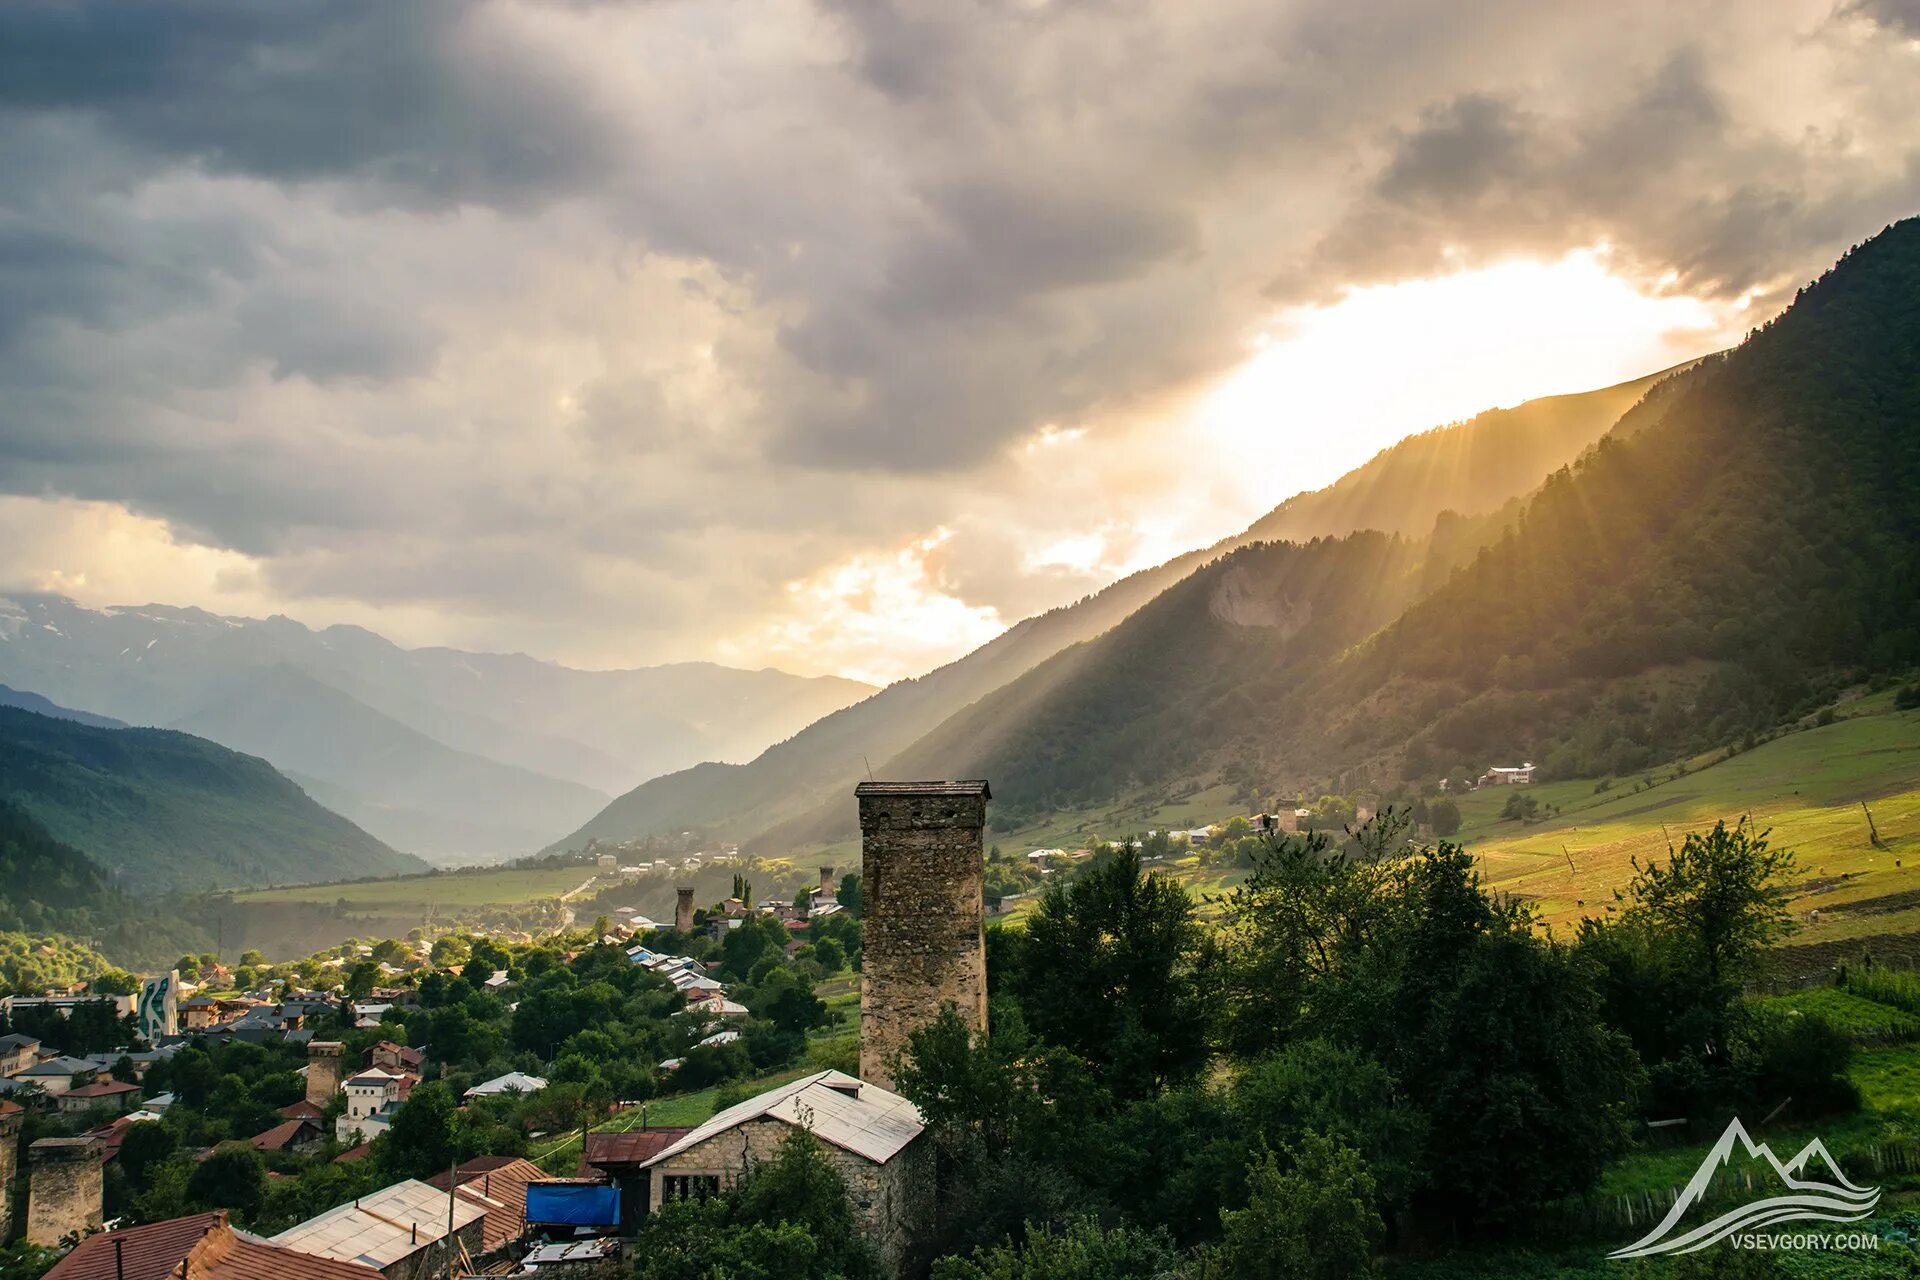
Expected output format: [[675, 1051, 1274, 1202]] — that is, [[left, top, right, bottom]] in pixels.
[[550, 368, 1681, 852], [776, 219, 1920, 838], [0, 705, 424, 891]]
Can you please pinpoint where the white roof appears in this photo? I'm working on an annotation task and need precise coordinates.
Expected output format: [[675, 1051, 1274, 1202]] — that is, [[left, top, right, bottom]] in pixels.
[[464, 1071, 547, 1097], [696, 1029, 740, 1048], [673, 999, 748, 1017], [641, 1070, 924, 1168], [272, 1179, 488, 1268]]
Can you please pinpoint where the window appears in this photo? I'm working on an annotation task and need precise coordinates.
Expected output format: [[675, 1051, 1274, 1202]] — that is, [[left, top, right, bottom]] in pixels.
[[661, 1174, 720, 1203]]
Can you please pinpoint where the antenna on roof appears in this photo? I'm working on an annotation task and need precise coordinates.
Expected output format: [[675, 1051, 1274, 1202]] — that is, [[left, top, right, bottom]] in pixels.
[[862, 755, 875, 782]]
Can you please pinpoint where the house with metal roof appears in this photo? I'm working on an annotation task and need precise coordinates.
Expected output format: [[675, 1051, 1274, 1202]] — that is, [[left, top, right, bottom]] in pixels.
[[271, 1180, 487, 1280], [462, 1071, 547, 1099], [636, 1070, 932, 1275]]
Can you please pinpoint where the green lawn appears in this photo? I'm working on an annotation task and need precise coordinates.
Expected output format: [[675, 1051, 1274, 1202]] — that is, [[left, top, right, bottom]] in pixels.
[[231, 864, 595, 909]]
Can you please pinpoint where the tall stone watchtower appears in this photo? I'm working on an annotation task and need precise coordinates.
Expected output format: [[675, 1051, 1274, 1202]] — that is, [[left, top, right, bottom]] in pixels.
[[0, 1102, 21, 1242], [856, 779, 990, 1089], [674, 887, 695, 932], [26, 1136, 102, 1245], [306, 1040, 346, 1106]]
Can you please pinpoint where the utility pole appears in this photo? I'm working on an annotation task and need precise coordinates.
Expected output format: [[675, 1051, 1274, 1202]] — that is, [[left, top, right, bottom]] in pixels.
[[445, 1153, 457, 1280]]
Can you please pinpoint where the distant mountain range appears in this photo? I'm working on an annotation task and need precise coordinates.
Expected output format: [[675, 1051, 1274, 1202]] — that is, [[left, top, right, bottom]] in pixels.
[[549, 353, 1697, 852], [0, 599, 872, 860], [0, 703, 423, 891]]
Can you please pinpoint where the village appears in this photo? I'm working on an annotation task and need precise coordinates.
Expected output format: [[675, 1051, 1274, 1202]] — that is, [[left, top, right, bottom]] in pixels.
[[0, 783, 1013, 1279]]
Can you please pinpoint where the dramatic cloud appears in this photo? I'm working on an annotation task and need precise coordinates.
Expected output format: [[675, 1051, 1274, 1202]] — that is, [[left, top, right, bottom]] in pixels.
[[1, 0, 1916, 680]]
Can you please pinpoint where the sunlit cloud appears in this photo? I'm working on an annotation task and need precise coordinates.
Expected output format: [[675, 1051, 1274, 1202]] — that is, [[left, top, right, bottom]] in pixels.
[[717, 529, 1006, 686]]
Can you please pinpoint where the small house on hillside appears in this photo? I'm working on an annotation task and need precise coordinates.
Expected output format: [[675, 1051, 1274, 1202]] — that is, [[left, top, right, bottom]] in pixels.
[[636, 1070, 932, 1275], [1478, 762, 1536, 786], [44, 1211, 380, 1280]]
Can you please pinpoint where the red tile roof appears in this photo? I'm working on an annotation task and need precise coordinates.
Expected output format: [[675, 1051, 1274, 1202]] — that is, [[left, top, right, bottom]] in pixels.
[[44, 1213, 381, 1280], [278, 1100, 325, 1121], [425, 1156, 551, 1253], [249, 1118, 320, 1152], [333, 1142, 372, 1163], [65, 1080, 141, 1098]]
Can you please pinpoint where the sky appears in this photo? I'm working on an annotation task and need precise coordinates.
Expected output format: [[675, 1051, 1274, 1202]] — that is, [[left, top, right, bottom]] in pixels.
[[1, 1, 1917, 686]]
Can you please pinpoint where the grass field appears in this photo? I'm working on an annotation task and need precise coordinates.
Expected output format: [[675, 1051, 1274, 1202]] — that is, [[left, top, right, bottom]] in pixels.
[[1463, 703, 1920, 943], [231, 864, 594, 909]]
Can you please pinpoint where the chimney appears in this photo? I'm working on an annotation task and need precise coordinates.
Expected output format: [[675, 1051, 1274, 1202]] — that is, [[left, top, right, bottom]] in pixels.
[[674, 887, 695, 933], [26, 1136, 102, 1246], [819, 865, 835, 896], [855, 780, 990, 1090]]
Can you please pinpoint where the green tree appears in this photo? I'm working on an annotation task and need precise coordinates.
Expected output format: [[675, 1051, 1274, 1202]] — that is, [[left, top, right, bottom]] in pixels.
[[1207, 1135, 1380, 1280], [188, 1142, 268, 1218], [382, 1080, 457, 1179], [1620, 820, 1796, 994], [1019, 848, 1214, 1098], [1429, 799, 1461, 837], [931, 1217, 1189, 1280]]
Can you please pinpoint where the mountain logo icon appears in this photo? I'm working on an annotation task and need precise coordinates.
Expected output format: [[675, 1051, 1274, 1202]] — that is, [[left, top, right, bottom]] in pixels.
[[1609, 1117, 1879, 1259]]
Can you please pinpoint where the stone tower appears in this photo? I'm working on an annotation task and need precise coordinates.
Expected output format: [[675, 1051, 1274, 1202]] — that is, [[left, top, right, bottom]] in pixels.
[[0, 1102, 21, 1242], [856, 779, 990, 1089], [819, 865, 836, 896], [306, 1040, 346, 1106], [26, 1136, 102, 1246], [675, 887, 695, 932]]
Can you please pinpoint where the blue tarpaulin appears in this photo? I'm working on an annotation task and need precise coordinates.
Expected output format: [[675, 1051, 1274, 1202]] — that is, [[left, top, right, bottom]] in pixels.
[[526, 1183, 622, 1227]]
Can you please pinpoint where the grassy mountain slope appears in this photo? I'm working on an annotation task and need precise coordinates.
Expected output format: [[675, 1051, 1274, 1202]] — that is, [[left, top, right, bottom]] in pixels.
[[0, 799, 214, 969], [787, 218, 1920, 842], [170, 664, 611, 858], [0, 704, 425, 891], [549, 369, 1679, 853]]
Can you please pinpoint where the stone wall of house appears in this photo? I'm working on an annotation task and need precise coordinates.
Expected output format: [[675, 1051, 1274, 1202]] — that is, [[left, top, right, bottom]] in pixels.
[[646, 1118, 930, 1277], [857, 785, 988, 1089], [306, 1041, 345, 1106], [26, 1136, 102, 1246], [0, 1108, 21, 1243]]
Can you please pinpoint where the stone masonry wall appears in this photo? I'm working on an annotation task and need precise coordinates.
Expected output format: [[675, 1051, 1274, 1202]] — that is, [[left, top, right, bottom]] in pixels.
[[306, 1041, 346, 1106], [858, 785, 988, 1090], [646, 1118, 930, 1277], [675, 888, 695, 932], [26, 1136, 102, 1246], [0, 1109, 20, 1243]]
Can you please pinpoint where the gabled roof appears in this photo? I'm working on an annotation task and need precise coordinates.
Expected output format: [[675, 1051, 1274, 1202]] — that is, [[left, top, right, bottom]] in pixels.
[[463, 1071, 546, 1098], [271, 1179, 487, 1268], [250, 1118, 321, 1151], [279, 1100, 325, 1121], [0, 1033, 41, 1051], [45, 1213, 380, 1280], [425, 1156, 550, 1253], [65, 1080, 140, 1098], [854, 779, 991, 799], [639, 1070, 924, 1168], [18, 1055, 96, 1076]]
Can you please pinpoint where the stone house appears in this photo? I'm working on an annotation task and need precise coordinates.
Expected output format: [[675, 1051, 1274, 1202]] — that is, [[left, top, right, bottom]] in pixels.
[[637, 1070, 932, 1276], [55, 1079, 141, 1116], [0, 1033, 41, 1077]]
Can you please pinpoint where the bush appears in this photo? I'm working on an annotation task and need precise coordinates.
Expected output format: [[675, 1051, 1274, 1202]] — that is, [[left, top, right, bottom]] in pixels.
[[1894, 685, 1920, 711], [1739, 1011, 1859, 1118]]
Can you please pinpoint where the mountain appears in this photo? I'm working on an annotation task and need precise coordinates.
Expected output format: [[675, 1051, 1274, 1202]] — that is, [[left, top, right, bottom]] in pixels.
[[0, 704, 425, 891], [0, 597, 872, 857], [0, 799, 214, 969], [547, 369, 1690, 853], [0, 683, 125, 729], [167, 664, 611, 859], [803, 218, 1920, 831]]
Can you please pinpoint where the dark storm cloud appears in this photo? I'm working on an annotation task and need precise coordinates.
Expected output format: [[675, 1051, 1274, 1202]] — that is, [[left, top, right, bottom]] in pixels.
[[1, 0, 1917, 673], [0, 0, 611, 207]]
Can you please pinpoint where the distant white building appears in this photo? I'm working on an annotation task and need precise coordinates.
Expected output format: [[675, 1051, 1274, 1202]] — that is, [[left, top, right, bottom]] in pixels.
[[336, 1068, 414, 1142], [464, 1071, 548, 1099], [1479, 762, 1536, 786]]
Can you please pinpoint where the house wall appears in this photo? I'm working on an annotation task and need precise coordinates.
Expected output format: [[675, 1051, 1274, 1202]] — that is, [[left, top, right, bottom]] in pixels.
[[645, 1118, 932, 1278], [26, 1136, 102, 1246], [374, 1219, 484, 1280], [0, 1109, 21, 1243], [306, 1042, 345, 1105], [857, 788, 988, 1090]]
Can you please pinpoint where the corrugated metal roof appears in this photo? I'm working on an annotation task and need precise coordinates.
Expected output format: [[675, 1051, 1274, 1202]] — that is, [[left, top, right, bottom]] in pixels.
[[639, 1071, 923, 1168], [271, 1180, 488, 1268]]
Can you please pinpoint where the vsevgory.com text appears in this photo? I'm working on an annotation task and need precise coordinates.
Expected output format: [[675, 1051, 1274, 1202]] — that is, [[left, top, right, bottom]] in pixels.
[[1730, 1231, 1880, 1251]]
